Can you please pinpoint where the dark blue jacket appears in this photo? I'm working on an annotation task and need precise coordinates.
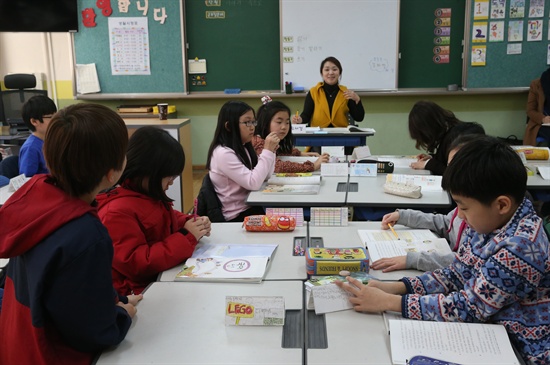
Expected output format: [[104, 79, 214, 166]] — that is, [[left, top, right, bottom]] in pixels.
[[0, 175, 132, 365]]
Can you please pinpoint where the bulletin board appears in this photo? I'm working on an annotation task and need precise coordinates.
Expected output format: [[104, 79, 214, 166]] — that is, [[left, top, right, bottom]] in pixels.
[[398, 0, 466, 88], [74, 0, 185, 95], [465, 0, 550, 88]]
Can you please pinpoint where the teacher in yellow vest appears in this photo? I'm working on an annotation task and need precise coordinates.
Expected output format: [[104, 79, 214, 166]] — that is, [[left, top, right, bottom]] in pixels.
[[291, 56, 365, 128]]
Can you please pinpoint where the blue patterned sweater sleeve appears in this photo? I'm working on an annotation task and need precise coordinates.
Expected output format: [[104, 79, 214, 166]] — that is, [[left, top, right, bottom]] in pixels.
[[400, 198, 550, 364]]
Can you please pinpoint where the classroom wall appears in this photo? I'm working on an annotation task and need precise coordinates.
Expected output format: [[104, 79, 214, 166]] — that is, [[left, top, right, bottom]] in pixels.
[[0, 33, 528, 167]]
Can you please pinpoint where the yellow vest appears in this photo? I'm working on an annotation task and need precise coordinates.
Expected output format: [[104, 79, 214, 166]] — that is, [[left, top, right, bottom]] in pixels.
[[309, 82, 350, 128]]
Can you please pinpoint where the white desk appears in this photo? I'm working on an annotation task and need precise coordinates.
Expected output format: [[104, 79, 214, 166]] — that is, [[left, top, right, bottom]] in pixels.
[[159, 222, 308, 282], [526, 162, 550, 189], [246, 176, 348, 207], [96, 281, 303, 365], [309, 222, 423, 281], [308, 311, 391, 364], [347, 175, 452, 209]]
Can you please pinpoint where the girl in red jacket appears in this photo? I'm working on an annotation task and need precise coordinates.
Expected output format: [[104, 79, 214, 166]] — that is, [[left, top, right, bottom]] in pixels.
[[98, 126, 211, 295]]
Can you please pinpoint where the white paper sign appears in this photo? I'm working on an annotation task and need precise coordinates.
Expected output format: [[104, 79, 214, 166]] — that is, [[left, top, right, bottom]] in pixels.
[[350, 163, 377, 177], [225, 296, 285, 326], [311, 284, 353, 314], [292, 124, 306, 133], [321, 163, 349, 176]]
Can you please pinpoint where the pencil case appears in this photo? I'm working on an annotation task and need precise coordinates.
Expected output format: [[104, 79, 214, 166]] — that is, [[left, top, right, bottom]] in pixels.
[[305, 247, 369, 275], [383, 181, 422, 199], [243, 215, 296, 232]]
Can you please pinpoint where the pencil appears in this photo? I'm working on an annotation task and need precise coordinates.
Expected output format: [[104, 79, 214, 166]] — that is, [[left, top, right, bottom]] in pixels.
[[388, 223, 400, 240]]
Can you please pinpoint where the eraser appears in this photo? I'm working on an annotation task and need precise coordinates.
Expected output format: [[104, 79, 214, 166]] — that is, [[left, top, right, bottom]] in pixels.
[[224, 88, 241, 94], [339, 270, 351, 277]]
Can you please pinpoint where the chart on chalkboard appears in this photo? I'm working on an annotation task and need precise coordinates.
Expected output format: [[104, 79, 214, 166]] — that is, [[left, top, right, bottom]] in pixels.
[[281, 0, 399, 91]]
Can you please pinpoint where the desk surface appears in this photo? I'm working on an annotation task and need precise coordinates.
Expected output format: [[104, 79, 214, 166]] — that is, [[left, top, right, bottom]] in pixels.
[[308, 310, 390, 364], [347, 175, 452, 209], [96, 281, 303, 365], [246, 176, 348, 207], [159, 223, 308, 282], [526, 162, 550, 189]]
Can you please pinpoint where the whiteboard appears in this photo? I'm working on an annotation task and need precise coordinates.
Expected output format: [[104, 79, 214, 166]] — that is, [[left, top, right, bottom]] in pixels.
[[281, 0, 399, 91]]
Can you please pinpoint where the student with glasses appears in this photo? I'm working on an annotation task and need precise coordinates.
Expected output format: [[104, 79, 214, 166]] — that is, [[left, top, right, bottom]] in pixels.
[[19, 95, 57, 177], [206, 100, 279, 222], [97, 126, 211, 296]]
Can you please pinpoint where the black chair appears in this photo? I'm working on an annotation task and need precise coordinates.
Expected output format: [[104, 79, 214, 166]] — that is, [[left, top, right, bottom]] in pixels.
[[0, 155, 19, 178], [196, 174, 226, 223], [0, 74, 47, 135]]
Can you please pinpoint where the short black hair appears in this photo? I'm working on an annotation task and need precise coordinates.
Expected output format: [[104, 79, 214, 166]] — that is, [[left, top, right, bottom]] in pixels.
[[120, 126, 185, 202], [21, 95, 57, 131], [442, 135, 526, 206], [320, 56, 342, 75], [256, 100, 293, 154], [45, 103, 127, 197]]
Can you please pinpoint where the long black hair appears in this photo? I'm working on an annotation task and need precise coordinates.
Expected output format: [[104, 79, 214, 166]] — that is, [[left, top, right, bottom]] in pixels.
[[120, 126, 185, 202], [256, 100, 294, 154], [206, 100, 258, 170]]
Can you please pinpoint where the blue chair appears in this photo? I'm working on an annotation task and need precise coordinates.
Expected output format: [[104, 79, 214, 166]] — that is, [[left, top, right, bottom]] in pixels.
[[0, 155, 19, 179]]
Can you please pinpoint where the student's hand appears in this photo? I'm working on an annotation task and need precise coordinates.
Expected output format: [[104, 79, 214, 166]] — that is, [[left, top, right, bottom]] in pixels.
[[367, 279, 407, 295], [410, 159, 428, 170], [264, 132, 280, 152], [335, 277, 401, 313], [381, 211, 399, 229], [313, 153, 330, 170], [302, 152, 320, 157], [117, 301, 138, 318], [127, 294, 143, 306], [543, 116, 550, 124], [184, 216, 211, 241], [343, 89, 361, 103], [416, 153, 431, 161], [370, 256, 407, 272], [291, 115, 302, 124]]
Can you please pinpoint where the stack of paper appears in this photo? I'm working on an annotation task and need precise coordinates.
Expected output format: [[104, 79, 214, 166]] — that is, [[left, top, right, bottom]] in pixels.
[[357, 229, 448, 263], [262, 175, 321, 194], [390, 320, 520, 364]]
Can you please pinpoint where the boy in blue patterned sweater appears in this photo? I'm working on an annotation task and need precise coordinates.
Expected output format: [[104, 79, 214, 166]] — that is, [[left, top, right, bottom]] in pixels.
[[337, 135, 550, 364]]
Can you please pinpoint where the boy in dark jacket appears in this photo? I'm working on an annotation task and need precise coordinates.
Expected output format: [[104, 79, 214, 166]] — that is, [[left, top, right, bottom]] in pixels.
[[0, 103, 142, 365]]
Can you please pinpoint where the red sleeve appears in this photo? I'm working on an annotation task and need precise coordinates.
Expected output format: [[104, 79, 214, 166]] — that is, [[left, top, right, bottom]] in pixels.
[[101, 208, 198, 281]]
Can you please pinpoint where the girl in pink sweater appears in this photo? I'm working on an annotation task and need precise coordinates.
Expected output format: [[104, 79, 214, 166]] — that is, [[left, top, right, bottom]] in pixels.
[[206, 101, 279, 221]]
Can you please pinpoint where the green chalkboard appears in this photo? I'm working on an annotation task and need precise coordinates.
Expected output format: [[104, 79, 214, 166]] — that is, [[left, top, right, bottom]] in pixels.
[[74, 0, 185, 94], [466, 0, 550, 88], [398, 0, 465, 88], [185, 0, 280, 92]]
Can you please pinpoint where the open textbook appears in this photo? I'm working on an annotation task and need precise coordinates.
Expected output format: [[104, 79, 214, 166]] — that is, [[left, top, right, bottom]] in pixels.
[[175, 243, 277, 283], [262, 175, 321, 194], [389, 320, 520, 365], [357, 229, 451, 263]]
